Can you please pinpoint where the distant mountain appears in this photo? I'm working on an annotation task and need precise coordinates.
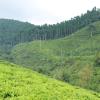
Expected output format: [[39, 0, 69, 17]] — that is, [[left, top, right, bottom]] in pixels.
[[0, 19, 34, 33], [0, 18, 35, 44], [0, 60, 99, 100], [0, 19, 35, 54]]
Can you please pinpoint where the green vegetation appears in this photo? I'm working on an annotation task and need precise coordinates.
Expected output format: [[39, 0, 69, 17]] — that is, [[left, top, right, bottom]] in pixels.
[[0, 60, 100, 100], [0, 7, 100, 59], [0, 7, 100, 99], [0, 19, 34, 59], [11, 21, 100, 92]]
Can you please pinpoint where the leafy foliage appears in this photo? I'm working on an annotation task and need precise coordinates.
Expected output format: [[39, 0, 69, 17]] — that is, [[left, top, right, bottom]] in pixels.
[[0, 61, 100, 100]]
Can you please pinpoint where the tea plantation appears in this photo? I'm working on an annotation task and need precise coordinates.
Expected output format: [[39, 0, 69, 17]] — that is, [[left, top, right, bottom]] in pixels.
[[0, 61, 100, 100]]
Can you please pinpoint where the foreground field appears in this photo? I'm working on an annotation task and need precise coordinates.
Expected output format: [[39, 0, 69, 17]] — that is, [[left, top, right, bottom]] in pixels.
[[0, 61, 100, 100]]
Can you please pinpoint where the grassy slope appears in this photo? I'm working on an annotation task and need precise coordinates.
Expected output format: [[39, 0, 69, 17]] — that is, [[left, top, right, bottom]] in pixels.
[[0, 61, 100, 100], [11, 21, 100, 92]]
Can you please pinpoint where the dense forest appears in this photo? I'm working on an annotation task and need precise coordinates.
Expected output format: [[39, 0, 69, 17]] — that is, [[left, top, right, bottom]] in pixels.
[[0, 7, 100, 47]]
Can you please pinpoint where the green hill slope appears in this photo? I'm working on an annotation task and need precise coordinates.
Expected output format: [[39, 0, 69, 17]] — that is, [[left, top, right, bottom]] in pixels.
[[1, 8, 100, 59], [0, 61, 100, 100], [11, 21, 100, 92]]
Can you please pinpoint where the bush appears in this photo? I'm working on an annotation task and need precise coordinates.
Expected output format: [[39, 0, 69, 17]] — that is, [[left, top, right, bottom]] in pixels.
[[94, 52, 100, 67], [62, 71, 70, 82]]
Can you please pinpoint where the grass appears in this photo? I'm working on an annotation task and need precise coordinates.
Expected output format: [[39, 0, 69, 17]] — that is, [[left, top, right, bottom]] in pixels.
[[0, 60, 100, 100]]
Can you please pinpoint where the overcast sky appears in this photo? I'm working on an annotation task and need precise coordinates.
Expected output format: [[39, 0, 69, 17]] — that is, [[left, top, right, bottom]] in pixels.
[[0, 0, 100, 25]]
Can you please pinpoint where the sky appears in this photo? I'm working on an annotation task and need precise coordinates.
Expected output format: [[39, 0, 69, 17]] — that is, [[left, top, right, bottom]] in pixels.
[[0, 0, 100, 25]]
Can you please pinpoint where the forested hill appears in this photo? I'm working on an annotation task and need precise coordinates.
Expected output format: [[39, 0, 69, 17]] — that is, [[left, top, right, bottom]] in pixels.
[[0, 7, 100, 44], [0, 19, 34, 44], [0, 7, 100, 60], [0, 19, 34, 33]]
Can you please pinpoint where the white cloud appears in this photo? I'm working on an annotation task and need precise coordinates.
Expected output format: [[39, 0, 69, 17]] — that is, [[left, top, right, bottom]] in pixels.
[[0, 0, 100, 25]]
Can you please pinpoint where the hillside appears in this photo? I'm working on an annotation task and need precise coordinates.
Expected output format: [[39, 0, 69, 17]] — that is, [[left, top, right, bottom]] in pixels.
[[11, 21, 100, 92], [0, 60, 100, 100], [0, 8, 100, 60]]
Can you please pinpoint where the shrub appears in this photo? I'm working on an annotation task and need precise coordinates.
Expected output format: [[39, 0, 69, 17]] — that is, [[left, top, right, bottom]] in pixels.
[[94, 52, 100, 67]]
